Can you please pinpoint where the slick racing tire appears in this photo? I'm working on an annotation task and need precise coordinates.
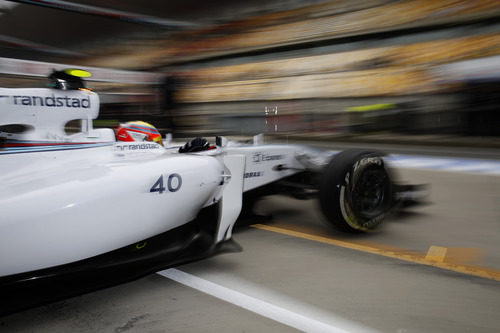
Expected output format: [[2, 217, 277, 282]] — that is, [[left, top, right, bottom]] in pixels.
[[318, 149, 393, 233]]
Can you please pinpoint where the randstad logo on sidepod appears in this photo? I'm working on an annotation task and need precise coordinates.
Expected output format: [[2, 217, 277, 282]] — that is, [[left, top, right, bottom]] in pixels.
[[0, 94, 91, 108]]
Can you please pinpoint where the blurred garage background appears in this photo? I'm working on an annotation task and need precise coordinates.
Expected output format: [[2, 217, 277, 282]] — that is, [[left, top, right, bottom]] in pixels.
[[1, 0, 499, 144]]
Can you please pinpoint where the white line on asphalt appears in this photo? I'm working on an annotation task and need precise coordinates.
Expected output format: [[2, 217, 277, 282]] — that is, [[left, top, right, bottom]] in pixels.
[[158, 268, 378, 333]]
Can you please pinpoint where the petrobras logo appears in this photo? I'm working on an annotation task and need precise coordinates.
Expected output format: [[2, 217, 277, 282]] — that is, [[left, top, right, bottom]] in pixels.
[[244, 171, 264, 178], [0, 94, 91, 108]]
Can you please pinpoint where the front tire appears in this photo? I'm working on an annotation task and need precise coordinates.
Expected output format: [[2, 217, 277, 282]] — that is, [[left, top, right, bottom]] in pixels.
[[318, 149, 393, 232]]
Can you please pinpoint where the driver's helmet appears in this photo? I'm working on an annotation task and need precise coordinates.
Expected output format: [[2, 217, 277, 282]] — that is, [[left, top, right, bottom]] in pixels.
[[48, 69, 89, 90], [115, 121, 163, 146]]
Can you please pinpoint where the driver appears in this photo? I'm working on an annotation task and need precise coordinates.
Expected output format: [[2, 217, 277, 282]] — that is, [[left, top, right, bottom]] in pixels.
[[115, 121, 163, 146]]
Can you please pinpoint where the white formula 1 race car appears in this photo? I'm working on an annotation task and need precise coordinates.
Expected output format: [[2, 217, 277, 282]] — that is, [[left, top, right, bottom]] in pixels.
[[0, 71, 424, 315]]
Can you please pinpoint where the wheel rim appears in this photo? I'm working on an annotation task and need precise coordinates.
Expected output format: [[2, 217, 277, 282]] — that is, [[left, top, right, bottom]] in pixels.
[[350, 167, 389, 218]]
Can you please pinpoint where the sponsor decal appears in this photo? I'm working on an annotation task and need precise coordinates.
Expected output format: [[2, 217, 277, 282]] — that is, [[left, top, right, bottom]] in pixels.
[[115, 143, 160, 151], [252, 152, 284, 163], [244, 171, 264, 178], [0, 94, 91, 108]]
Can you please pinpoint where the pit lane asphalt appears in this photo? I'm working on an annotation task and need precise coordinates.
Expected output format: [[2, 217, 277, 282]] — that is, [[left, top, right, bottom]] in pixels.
[[1, 166, 499, 332]]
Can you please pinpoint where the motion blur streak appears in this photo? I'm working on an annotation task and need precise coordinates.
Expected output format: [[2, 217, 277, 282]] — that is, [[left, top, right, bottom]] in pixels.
[[12, 0, 198, 28]]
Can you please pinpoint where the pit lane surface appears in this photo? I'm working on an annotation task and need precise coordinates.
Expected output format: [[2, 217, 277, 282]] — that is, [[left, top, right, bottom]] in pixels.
[[1, 161, 499, 332]]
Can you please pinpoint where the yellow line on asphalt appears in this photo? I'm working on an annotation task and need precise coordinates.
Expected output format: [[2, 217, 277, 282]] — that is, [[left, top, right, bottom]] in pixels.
[[251, 224, 500, 282]]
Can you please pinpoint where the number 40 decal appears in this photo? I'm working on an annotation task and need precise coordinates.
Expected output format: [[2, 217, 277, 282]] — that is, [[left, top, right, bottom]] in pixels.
[[150, 173, 182, 194]]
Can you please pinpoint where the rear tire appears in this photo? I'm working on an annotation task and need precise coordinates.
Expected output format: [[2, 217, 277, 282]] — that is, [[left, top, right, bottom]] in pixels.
[[318, 149, 393, 232]]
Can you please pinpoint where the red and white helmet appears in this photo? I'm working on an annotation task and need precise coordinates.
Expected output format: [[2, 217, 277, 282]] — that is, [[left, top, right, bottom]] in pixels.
[[116, 121, 163, 145]]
